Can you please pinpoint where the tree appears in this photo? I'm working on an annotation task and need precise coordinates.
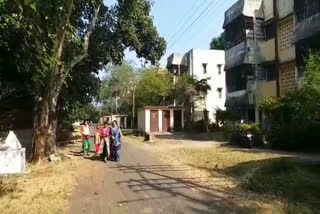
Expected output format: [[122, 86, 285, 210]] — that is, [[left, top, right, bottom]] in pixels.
[[1, 0, 166, 162], [210, 32, 225, 50], [135, 68, 174, 106]]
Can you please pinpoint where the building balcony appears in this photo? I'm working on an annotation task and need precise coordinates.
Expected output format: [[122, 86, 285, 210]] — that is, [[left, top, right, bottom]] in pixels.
[[225, 39, 262, 70], [223, 0, 263, 28], [226, 89, 248, 107], [293, 1, 320, 43]]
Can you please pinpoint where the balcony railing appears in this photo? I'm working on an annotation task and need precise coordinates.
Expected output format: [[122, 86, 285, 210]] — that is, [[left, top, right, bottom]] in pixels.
[[295, 0, 320, 23]]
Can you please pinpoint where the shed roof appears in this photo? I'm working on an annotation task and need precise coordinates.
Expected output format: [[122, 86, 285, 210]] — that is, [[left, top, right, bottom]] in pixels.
[[139, 106, 184, 110]]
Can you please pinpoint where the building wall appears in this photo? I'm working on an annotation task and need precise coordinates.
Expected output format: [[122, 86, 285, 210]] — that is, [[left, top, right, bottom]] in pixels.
[[277, 0, 294, 19], [258, 38, 276, 62], [278, 15, 296, 63], [263, 0, 274, 21], [279, 62, 296, 95], [190, 49, 226, 122], [137, 110, 145, 132]]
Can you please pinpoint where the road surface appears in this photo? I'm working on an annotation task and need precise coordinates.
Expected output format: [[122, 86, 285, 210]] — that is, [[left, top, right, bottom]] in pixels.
[[69, 140, 229, 214]]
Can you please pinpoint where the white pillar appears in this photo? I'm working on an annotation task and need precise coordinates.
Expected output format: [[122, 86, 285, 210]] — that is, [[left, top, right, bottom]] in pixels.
[[124, 117, 127, 128], [181, 110, 185, 129], [158, 110, 162, 132], [145, 110, 150, 133], [170, 109, 174, 131]]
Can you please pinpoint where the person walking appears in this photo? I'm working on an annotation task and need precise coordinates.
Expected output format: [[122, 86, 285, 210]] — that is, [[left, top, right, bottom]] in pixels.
[[110, 120, 122, 162], [94, 122, 102, 155], [101, 121, 111, 162], [80, 120, 91, 157]]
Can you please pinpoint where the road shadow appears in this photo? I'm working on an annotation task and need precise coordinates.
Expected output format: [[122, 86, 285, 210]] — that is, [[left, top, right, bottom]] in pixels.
[[110, 164, 259, 213]]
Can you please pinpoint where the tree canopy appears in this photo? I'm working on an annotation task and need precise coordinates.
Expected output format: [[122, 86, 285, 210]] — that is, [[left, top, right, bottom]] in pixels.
[[0, 0, 166, 161], [210, 32, 225, 50]]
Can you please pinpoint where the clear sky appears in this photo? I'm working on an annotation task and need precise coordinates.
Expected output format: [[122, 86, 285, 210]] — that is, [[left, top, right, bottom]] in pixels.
[[106, 0, 238, 66]]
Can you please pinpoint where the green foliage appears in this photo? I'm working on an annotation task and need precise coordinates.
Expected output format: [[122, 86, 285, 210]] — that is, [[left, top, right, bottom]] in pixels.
[[99, 62, 138, 114], [260, 53, 320, 150], [135, 68, 174, 106], [239, 123, 263, 146], [210, 32, 225, 50]]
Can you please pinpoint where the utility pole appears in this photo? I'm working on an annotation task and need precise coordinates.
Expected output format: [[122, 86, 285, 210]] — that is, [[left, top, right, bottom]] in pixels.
[[132, 88, 135, 131]]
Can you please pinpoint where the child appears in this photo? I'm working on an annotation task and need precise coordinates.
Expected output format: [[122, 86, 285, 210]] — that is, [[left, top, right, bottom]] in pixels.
[[94, 122, 102, 155], [80, 120, 91, 157]]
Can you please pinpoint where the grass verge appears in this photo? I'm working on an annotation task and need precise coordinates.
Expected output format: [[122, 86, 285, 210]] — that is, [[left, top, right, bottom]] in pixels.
[[168, 147, 320, 214], [0, 159, 79, 214]]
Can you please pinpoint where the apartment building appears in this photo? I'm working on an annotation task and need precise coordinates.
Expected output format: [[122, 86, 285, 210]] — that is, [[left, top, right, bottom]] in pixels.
[[223, 0, 320, 123], [223, 0, 277, 122], [167, 49, 226, 123]]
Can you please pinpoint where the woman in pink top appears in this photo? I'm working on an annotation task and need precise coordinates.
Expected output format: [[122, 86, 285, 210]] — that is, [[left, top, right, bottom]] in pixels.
[[100, 121, 111, 162]]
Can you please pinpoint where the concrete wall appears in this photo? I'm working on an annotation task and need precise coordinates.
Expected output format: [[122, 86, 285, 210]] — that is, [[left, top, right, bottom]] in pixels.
[[263, 0, 274, 21], [277, 0, 294, 20], [258, 38, 276, 62], [190, 49, 226, 123], [278, 15, 296, 63], [137, 110, 145, 132]]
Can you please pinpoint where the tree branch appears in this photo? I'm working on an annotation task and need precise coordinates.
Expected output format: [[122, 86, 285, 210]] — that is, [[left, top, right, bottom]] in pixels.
[[68, 3, 101, 70]]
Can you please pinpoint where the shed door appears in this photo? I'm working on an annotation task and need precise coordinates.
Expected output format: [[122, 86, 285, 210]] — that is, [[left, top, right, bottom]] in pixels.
[[150, 110, 159, 132], [162, 110, 170, 132], [174, 110, 182, 131]]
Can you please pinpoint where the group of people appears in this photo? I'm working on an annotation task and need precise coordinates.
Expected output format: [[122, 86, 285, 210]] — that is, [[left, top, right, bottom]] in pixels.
[[80, 120, 122, 162]]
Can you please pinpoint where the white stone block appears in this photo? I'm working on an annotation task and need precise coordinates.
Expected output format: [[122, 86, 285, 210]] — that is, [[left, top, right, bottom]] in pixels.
[[0, 131, 26, 174]]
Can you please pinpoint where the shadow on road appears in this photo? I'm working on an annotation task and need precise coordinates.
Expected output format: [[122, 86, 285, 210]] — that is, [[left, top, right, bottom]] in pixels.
[[110, 164, 258, 213]]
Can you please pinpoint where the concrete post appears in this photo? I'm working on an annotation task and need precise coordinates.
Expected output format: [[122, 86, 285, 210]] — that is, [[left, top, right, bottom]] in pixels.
[[124, 117, 127, 129], [158, 110, 162, 132], [145, 110, 150, 133], [170, 109, 174, 131], [181, 110, 185, 129]]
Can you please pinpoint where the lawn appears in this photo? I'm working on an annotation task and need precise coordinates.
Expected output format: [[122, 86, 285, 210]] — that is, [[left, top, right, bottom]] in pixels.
[[167, 146, 320, 214]]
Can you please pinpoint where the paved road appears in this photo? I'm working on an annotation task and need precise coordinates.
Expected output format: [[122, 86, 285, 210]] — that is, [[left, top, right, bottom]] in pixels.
[[69, 141, 229, 214]]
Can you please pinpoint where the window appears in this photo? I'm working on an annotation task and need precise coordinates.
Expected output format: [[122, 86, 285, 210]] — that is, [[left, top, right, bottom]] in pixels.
[[202, 63, 207, 74], [217, 64, 222, 75], [217, 88, 223, 98], [265, 22, 276, 40]]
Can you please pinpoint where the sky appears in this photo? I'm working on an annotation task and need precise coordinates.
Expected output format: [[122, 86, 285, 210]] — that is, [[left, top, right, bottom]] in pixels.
[[106, 0, 238, 67]]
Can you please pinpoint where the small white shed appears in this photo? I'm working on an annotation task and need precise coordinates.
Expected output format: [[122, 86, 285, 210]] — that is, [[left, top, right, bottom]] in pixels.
[[138, 106, 184, 133], [100, 114, 128, 128]]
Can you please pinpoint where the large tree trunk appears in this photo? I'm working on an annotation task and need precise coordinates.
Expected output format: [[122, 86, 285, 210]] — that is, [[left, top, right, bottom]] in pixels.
[[32, 90, 60, 162], [31, 1, 101, 163]]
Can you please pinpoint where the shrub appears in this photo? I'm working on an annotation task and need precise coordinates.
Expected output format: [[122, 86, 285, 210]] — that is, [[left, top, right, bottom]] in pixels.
[[239, 123, 264, 147], [260, 53, 320, 150]]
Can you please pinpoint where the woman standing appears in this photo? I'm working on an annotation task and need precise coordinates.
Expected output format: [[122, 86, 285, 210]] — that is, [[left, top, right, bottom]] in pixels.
[[80, 120, 91, 157], [101, 121, 111, 162], [94, 122, 102, 155], [110, 120, 122, 162]]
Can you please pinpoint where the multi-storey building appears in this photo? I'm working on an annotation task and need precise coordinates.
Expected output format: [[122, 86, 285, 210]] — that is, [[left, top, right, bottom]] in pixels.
[[167, 49, 226, 123], [293, 0, 320, 81], [223, 0, 277, 122]]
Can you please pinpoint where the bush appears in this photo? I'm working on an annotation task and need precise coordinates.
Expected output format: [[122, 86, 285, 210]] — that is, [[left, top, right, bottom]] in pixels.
[[239, 123, 264, 146], [260, 53, 320, 150]]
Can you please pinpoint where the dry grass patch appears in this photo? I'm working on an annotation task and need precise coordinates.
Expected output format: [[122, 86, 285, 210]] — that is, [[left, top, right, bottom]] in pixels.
[[0, 158, 79, 214], [166, 146, 320, 214]]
